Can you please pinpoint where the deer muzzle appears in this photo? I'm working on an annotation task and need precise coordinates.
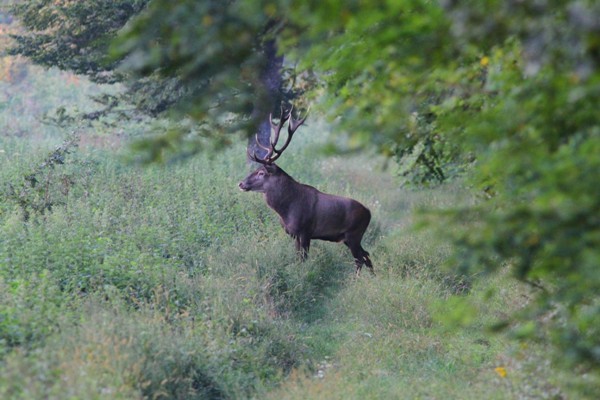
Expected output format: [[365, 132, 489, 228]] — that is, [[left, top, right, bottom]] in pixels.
[[238, 181, 250, 191]]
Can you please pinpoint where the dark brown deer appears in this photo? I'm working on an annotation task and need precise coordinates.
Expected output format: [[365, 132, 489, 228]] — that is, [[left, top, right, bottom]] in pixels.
[[239, 108, 374, 276]]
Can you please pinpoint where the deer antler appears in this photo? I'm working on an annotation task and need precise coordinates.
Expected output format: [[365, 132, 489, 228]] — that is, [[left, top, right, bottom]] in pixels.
[[250, 106, 309, 165]]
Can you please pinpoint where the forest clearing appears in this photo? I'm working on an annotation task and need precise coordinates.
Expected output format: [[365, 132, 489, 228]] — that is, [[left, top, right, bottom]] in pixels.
[[1, 1, 599, 399]]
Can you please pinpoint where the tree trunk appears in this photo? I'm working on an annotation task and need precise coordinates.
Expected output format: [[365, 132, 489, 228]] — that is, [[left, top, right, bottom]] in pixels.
[[248, 38, 283, 161]]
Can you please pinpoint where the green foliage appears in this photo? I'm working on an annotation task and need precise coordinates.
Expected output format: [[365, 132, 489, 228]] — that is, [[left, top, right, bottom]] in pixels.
[[0, 272, 63, 355], [429, 4, 600, 369], [0, 140, 302, 397], [278, 0, 600, 372], [279, 0, 469, 185], [3, 133, 82, 221], [7, 0, 192, 127], [110, 0, 314, 161], [8, 0, 316, 161], [9, 0, 148, 84], [90, 0, 470, 178]]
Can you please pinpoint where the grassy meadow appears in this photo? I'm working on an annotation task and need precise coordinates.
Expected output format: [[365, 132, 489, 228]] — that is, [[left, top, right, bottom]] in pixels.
[[0, 66, 595, 399]]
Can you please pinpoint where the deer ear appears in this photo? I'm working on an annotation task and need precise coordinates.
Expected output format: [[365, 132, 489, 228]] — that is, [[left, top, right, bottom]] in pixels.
[[265, 164, 278, 174]]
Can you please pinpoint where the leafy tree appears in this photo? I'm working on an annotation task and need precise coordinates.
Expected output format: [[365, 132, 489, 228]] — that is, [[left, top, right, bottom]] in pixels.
[[7, 0, 310, 161], [106, 0, 467, 180], [110, 0, 314, 160], [283, 0, 600, 369], [9, 0, 600, 376], [430, 2, 600, 369], [6, 0, 182, 120], [9, 0, 147, 84]]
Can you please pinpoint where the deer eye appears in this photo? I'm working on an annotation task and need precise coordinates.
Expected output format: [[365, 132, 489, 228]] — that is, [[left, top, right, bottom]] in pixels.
[[257, 170, 265, 177]]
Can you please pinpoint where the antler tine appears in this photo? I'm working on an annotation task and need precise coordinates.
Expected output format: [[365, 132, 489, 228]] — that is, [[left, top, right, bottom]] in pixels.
[[255, 105, 307, 164], [255, 134, 271, 152], [269, 106, 290, 149], [270, 107, 310, 158], [247, 133, 275, 165], [247, 146, 269, 165], [288, 106, 310, 133]]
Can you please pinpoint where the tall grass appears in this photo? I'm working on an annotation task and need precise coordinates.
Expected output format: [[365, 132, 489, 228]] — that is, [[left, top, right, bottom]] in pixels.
[[1, 67, 596, 399], [2, 134, 594, 399]]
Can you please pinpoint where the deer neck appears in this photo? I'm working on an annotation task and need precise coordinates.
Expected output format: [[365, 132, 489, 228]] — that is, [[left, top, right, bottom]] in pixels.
[[264, 174, 301, 217]]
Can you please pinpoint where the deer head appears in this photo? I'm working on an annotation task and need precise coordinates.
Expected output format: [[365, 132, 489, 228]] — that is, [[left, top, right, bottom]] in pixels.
[[239, 107, 308, 192]]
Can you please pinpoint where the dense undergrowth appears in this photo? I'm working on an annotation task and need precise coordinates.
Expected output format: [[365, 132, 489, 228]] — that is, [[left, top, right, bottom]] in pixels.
[[1, 67, 597, 400], [1, 135, 595, 399]]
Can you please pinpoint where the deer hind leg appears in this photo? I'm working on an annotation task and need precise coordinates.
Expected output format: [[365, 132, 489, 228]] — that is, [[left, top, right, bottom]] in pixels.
[[345, 239, 374, 277], [362, 248, 375, 276], [354, 247, 375, 277], [295, 236, 310, 261]]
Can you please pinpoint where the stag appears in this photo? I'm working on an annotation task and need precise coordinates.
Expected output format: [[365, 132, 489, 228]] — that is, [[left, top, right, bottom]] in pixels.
[[239, 108, 374, 276]]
